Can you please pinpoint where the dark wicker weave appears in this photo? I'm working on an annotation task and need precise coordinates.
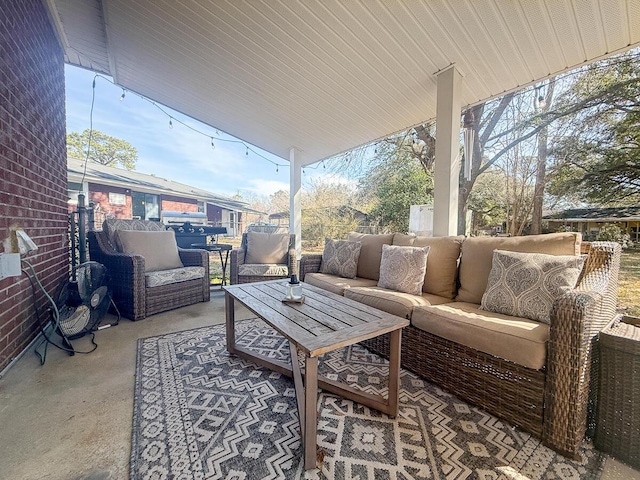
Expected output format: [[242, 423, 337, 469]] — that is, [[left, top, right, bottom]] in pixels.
[[230, 233, 297, 284], [299, 241, 621, 459], [595, 315, 640, 469], [88, 230, 210, 320]]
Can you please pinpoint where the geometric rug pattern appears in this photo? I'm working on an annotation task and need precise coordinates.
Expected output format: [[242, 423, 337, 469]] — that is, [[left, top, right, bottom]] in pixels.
[[131, 319, 604, 479]]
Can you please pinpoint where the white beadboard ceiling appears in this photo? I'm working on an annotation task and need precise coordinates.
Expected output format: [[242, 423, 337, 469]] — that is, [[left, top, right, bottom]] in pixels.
[[47, 0, 640, 166]]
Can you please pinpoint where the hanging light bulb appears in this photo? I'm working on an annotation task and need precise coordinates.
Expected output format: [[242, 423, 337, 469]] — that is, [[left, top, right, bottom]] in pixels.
[[210, 137, 215, 150], [120, 89, 126, 101], [275, 165, 279, 173], [245, 146, 249, 156], [169, 118, 173, 129], [537, 95, 546, 109]]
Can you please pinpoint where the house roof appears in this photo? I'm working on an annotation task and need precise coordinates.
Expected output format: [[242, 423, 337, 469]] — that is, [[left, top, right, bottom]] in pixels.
[[67, 157, 259, 213], [543, 206, 640, 222], [47, 1, 640, 167]]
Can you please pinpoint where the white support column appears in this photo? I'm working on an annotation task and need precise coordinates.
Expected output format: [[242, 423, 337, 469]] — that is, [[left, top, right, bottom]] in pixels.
[[289, 148, 302, 256], [433, 65, 463, 236]]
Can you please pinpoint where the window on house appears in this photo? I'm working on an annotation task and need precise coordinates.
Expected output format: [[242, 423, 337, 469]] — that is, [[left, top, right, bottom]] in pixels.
[[109, 192, 126, 205]]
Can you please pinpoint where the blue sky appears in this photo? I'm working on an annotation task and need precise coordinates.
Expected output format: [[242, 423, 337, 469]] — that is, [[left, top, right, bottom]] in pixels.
[[65, 65, 300, 199]]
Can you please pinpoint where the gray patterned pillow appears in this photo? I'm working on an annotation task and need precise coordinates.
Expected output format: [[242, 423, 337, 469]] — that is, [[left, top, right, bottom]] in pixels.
[[481, 250, 586, 323], [320, 239, 362, 279], [378, 244, 430, 295]]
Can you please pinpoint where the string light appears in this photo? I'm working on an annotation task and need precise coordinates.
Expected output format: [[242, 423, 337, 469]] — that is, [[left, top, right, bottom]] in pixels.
[[84, 73, 287, 171], [245, 146, 249, 156]]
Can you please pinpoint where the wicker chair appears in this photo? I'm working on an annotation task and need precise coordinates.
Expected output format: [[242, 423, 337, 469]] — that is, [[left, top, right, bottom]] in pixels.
[[230, 232, 297, 284], [88, 219, 210, 320]]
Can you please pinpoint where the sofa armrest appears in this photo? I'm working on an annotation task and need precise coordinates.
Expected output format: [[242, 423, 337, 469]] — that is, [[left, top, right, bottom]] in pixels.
[[299, 254, 322, 281], [543, 241, 621, 457], [178, 247, 209, 268], [230, 247, 245, 284]]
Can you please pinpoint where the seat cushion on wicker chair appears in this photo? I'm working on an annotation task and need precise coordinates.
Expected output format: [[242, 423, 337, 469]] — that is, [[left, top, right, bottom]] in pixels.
[[345, 286, 450, 319], [245, 232, 290, 264], [103, 218, 165, 249], [238, 264, 289, 277], [116, 229, 183, 272], [145, 266, 206, 288], [304, 273, 378, 296], [411, 302, 549, 370]]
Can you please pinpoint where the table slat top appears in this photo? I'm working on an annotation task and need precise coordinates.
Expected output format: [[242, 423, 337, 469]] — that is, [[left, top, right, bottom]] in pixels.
[[224, 280, 409, 356]]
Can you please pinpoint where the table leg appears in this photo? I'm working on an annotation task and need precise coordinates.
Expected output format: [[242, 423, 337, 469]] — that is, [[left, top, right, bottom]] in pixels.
[[304, 355, 318, 470], [220, 249, 230, 286], [388, 329, 402, 417], [225, 292, 236, 354]]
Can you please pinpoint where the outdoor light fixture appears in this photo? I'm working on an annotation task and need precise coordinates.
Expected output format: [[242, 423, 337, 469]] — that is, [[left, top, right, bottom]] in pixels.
[[463, 109, 474, 181]]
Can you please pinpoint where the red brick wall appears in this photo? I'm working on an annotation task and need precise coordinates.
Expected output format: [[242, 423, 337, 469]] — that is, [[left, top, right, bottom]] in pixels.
[[89, 184, 133, 222], [161, 196, 198, 213], [0, 1, 68, 371]]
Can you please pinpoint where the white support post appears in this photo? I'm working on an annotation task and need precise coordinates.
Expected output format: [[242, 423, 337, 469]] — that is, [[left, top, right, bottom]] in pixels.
[[289, 148, 302, 256], [433, 65, 463, 236]]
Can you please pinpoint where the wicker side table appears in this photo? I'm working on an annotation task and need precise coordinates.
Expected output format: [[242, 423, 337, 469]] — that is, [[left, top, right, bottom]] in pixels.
[[595, 315, 640, 469]]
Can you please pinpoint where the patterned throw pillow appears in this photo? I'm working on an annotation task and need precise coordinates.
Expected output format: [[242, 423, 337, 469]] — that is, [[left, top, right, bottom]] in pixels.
[[481, 250, 586, 323], [377, 244, 430, 295], [320, 239, 362, 279]]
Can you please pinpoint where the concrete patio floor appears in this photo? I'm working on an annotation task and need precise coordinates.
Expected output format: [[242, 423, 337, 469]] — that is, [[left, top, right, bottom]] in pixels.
[[0, 290, 638, 480]]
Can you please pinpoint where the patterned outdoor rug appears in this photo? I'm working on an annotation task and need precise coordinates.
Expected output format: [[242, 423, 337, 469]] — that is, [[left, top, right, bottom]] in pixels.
[[131, 319, 604, 480]]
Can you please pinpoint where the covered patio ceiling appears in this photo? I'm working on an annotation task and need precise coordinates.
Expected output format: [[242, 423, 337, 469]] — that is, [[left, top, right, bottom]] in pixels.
[[46, 0, 640, 167]]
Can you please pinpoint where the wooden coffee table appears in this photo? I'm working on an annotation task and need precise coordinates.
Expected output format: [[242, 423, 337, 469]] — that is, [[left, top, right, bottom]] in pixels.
[[223, 279, 409, 470]]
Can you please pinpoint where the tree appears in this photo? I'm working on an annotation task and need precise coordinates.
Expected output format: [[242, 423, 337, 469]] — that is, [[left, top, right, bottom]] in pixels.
[[359, 144, 433, 233], [67, 129, 138, 170]]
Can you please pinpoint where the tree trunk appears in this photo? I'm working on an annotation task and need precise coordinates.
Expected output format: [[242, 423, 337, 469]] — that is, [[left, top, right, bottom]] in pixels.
[[531, 79, 555, 234]]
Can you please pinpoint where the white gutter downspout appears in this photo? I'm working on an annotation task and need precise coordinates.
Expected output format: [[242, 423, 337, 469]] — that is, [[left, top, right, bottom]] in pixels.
[[433, 65, 463, 236]]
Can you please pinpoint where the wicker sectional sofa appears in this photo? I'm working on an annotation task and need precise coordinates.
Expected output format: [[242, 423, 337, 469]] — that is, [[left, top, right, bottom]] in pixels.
[[299, 232, 621, 458]]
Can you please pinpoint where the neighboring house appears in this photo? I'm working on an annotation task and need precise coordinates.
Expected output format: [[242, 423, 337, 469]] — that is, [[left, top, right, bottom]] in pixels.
[[543, 206, 640, 242], [68, 157, 256, 236]]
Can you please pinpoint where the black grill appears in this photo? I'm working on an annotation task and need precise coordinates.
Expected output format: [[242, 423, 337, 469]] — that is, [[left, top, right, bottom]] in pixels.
[[162, 211, 227, 249]]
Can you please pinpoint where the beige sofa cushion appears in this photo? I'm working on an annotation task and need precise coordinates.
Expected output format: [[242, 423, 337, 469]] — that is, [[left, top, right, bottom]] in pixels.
[[304, 273, 377, 296], [481, 250, 585, 323], [245, 232, 290, 264], [411, 302, 549, 370], [116, 229, 183, 272], [456, 232, 581, 304], [347, 232, 394, 280], [378, 245, 430, 295], [412, 235, 464, 299], [392, 233, 416, 246], [345, 287, 451, 319]]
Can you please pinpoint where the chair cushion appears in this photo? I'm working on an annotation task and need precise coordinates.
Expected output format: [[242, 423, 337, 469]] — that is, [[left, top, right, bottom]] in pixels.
[[412, 235, 464, 299], [304, 273, 377, 296], [145, 266, 205, 288], [103, 218, 165, 249], [456, 232, 581, 304], [347, 232, 395, 280], [116, 229, 183, 272], [245, 232, 290, 265], [378, 244, 430, 295], [411, 302, 549, 370], [238, 264, 289, 277], [345, 286, 450, 319], [481, 250, 585, 323], [320, 239, 362, 279]]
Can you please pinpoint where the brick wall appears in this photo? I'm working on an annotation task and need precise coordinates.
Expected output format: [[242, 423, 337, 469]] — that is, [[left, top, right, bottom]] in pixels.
[[162, 196, 198, 213], [89, 184, 133, 224], [0, 1, 68, 371]]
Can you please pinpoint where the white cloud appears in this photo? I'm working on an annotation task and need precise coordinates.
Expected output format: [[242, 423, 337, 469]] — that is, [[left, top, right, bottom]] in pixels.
[[242, 179, 290, 197]]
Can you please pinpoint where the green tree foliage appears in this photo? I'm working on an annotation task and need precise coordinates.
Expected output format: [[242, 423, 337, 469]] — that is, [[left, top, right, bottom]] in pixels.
[[359, 144, 433, 233], [547, 52, 640, 205], [67, 129, 138, 170], [596, 223, 632, 248]]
